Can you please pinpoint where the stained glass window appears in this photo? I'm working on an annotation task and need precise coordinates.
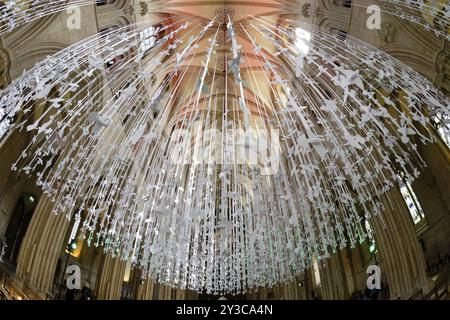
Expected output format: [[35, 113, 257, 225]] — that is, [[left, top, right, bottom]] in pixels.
[[398, 178, 425, 224]]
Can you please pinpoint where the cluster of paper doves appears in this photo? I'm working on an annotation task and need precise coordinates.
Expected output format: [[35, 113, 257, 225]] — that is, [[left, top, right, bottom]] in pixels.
[[0, 2, 449, 294], [379, 0, 450, 40]]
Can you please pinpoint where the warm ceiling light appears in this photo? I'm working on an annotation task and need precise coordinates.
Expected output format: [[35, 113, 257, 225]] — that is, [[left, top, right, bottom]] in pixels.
[[294, 27, 311, 54]]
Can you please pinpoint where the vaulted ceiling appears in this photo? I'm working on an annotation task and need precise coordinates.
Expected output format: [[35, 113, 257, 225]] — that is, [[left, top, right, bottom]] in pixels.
[[138, 0, 315, 123]]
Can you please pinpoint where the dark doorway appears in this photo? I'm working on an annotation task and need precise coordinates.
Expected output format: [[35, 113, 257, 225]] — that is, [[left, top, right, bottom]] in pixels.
[[3, 194, 36, 267]]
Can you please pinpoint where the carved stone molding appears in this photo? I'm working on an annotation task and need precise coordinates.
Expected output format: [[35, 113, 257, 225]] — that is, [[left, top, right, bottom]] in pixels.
[[302, 4, 311, 18], [377, 22, 396, 43], [202, 71, 227, 92], [216, 22, 244, 46], [125, 5, 134, 16], [217, 31, 226, 46], [436, 41, 450, 94], [0, 49, 10, 89], [214, 75, 227, 92], [139, 1, 148, 16], [149, 72, 157, 87], [215, 8, 235, 24], [216, 55, 225, 70], [234, 25, 246, 38]]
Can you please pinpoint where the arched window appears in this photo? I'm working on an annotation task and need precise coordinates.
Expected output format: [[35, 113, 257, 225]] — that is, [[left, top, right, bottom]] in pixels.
[[0, 116, 11, 139], [294, 27, 311, 54], [364, 219, 378, 259], [333, 0, 352, 8], [343, 0, 352, 8], [2, 194, 36, 266], [365, 219, 374, 241], [312, 256, 321, 287], [140, 26, 157, 53], [431, 113, 450, 148], [329, 27, 348, 41], [95, 0, 115, 6], [398, 174, 425, 224]]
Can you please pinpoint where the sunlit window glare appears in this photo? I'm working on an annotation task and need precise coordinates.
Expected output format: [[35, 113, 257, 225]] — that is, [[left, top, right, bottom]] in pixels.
[[365, 219, 374, 241], [295, 27, 311, 54], [123, 261, 132, 282], [140, 26, 157, 52], [399, 179, 425, 225], [432, 113, 450, 148]]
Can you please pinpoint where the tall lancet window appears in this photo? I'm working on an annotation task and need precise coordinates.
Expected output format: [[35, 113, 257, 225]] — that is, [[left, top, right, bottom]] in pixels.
[[365, 219, 377, 257], [432, 113, 450, 148], [0, 116, 11, 139], [295, 27, 311, 54], [365, 219, 374, 241], [140, 26, 157, 53], [398, 175, 425, 224]]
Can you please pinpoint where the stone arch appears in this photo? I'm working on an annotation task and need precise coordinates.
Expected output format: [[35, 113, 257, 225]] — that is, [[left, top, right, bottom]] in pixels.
[[3, 194, 36, 267], [8, 42, 67, 80], [381, 44, 436, 77]]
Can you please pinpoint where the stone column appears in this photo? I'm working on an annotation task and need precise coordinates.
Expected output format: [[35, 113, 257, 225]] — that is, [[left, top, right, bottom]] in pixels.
[[95, 1, 132, 31], [411, 137, 450, 268], [370, 188, 429, 298], [95, 253, 127, 300], [136, 278, 155, 299], [15, 195, 70, 297], [319, 251, 349, 299], [414, 133, 450, 210], [279, 280, 301, 299], [158, 284, 187, 300]]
